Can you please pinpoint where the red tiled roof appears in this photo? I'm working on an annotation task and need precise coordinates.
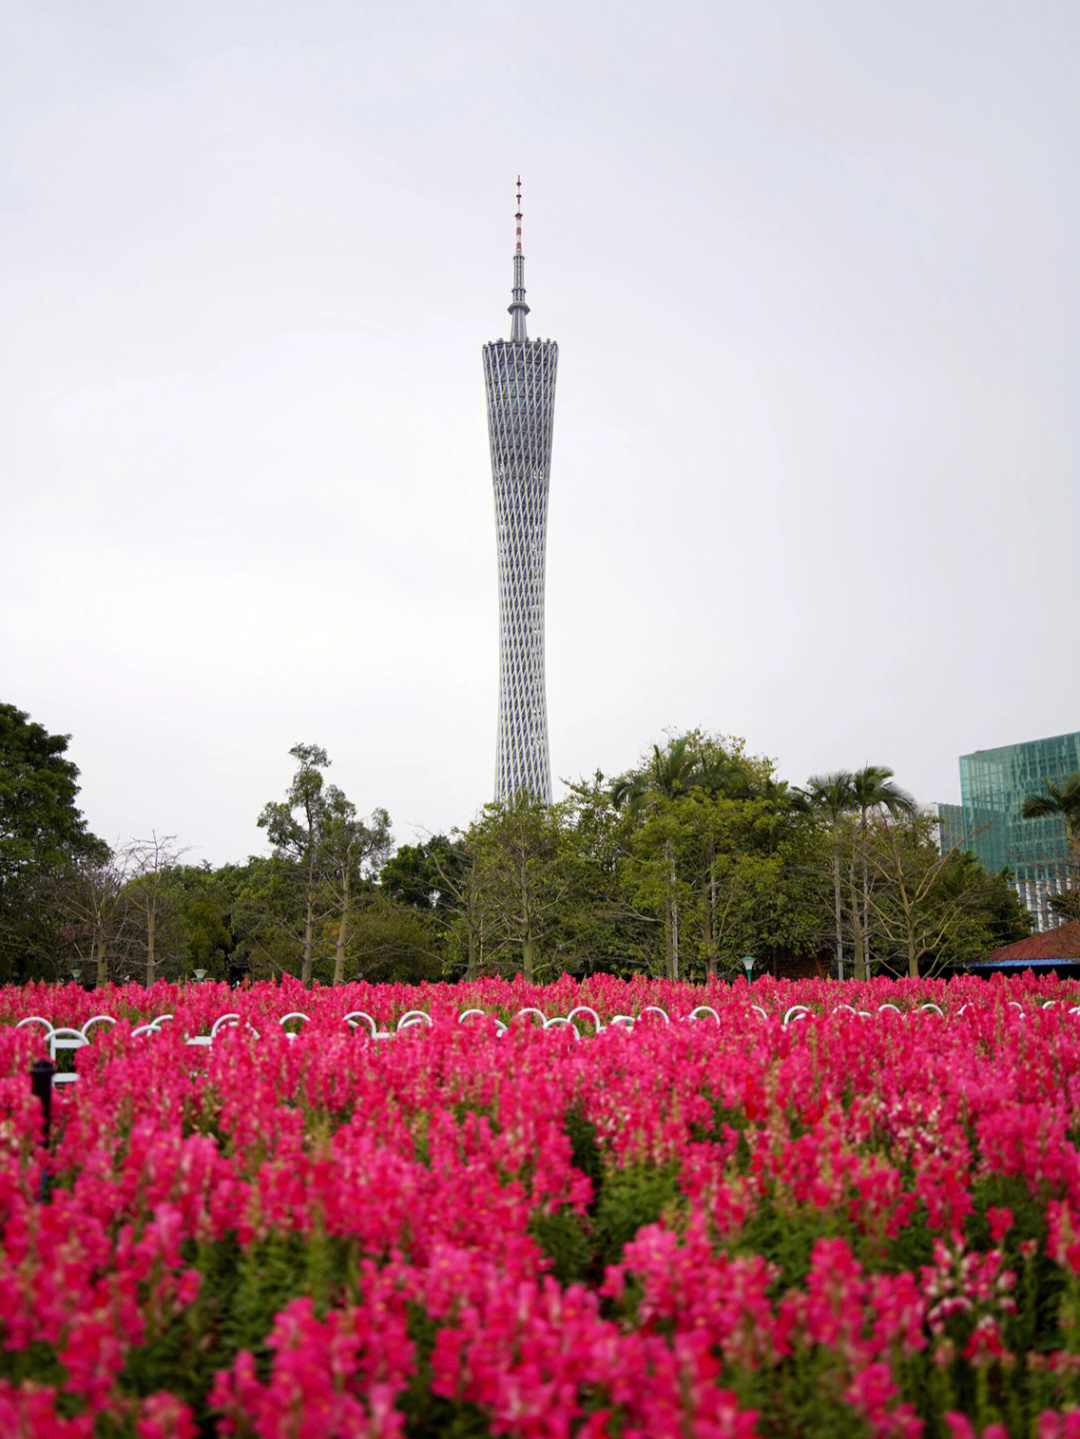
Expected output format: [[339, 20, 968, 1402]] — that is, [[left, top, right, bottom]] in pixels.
[[982, 921, 1080, 963]]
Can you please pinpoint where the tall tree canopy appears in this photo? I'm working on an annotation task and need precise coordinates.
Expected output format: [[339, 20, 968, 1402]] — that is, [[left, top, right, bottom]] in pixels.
[[606, 733, 821, 980], [0, 703, 107, 980], [257, 743, 393, 984]]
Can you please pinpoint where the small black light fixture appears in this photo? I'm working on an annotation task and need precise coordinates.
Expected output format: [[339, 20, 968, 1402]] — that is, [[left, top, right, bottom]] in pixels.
[[29, 1058, 54, 1147]]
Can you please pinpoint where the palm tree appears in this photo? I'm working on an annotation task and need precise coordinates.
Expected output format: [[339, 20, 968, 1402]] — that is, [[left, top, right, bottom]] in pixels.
[[806, 771, 855, 980], [1023, 772, 1080, 921], [610, 737, 698, 812], [1021, 772, 1080, 845]]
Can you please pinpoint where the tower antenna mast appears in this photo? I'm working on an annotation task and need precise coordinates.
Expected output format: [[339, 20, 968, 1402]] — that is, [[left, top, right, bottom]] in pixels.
[[509, 175, 529, 342]]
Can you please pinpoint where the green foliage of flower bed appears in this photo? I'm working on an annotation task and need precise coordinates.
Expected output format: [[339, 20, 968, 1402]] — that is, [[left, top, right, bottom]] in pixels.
[[5, 974, 1080, 1436]]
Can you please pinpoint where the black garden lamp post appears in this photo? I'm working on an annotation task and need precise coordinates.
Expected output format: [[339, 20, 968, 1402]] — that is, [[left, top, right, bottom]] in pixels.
[[29, 1058, 54, 1147]]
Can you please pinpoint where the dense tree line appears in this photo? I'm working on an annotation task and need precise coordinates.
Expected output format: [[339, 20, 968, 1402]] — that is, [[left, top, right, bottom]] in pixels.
[[1, 702, 1039, 986]]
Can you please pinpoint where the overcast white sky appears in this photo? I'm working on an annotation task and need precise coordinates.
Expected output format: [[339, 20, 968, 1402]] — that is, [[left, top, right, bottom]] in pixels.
[[3, 0, 1078, 866]]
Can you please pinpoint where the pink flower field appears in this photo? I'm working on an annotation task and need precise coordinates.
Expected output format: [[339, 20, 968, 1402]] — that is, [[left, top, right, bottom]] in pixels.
[[4, 972, 1080, 1438]]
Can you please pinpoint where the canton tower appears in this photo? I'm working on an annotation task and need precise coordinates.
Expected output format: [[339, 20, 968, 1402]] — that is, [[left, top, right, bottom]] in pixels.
[[483, 179, 558, 802]]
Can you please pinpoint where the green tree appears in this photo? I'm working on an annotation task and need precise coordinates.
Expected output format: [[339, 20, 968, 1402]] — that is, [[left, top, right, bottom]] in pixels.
[[381, 838, 454, 915], [683, 755, 754, 977], [610, 737, 703, 979], [848, 766, 915, 979], [557, 775, 654, 974], [966, 860, 1034, 949], [690, 767, 814, 977], [381, 834, 483, 978], [806, 771, 855, 980], [618, 798, 696, 979], [255, 747, 394, 984], [122, 834, 185, 986], [230, 856, 307, 980], [342, 894, 444, 983], [608, 733, 810, 980], [690, 789, 825, 977], [466, 795, 571, 981], [0, 703, 107, 981], [166, 863, 239, 979], [320, 790, 391, 984], [258, 744, 331, 985], [60, 851, 135, 986], [866, 812, 1030, 975]]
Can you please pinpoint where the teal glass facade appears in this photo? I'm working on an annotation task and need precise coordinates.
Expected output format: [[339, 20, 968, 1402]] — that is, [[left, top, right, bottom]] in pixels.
[[938, 802, 964, 855], [941, 732, 1080, 930]]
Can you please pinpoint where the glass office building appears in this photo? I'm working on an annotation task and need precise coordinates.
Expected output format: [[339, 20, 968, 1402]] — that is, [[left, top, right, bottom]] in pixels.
[[940, 732, 1080, 930]]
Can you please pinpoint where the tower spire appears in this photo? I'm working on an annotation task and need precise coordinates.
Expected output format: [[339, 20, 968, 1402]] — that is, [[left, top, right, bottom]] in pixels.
[[509, 174, 529, 341]]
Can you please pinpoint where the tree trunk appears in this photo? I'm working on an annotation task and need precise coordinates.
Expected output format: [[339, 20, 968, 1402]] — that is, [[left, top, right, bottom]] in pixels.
[[521, 862, 534, 982], [466, 924, 478, 980], [145, 905, 155, 988], [333, 865, 350, 984], [302, 889, 314, 986], [702, 874, 714, 977], [832, 846, 844, 980], [523, 930, 534, 982], [704, 842, 717, 977], [849, 846, 865, 982], [465, 859, 480, 980], [665, 839, 679, 980], [301, 822, 320, 985], [95, 931, 108, 988], [861, 841, 872, 975]]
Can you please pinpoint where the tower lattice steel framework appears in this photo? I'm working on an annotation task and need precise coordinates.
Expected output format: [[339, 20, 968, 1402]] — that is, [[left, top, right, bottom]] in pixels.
[[483, 181, 557, 802]]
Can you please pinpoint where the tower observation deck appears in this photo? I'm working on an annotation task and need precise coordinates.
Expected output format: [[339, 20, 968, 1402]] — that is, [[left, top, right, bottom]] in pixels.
[[483, 181, 557, 802]]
